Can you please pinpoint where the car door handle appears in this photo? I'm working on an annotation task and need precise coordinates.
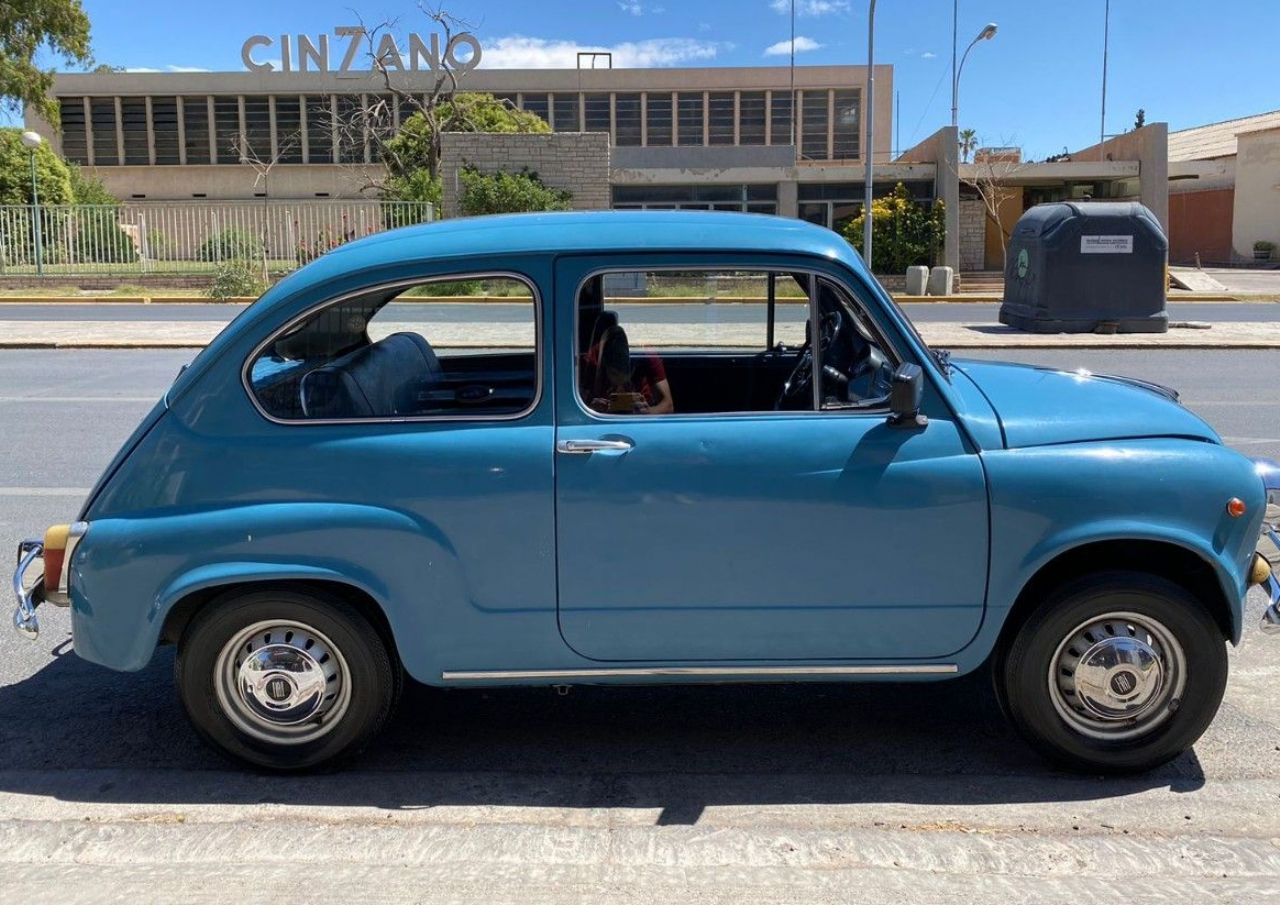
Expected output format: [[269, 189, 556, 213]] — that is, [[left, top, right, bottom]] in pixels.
[[556, 438, 634, 455]]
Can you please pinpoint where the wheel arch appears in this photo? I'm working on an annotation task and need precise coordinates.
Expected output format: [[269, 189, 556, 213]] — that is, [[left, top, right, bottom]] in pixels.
[[996, 538, 1238, 658]]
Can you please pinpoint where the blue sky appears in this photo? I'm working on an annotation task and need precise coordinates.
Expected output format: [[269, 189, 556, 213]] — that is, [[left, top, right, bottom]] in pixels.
[[31, 0, 1278, 159]]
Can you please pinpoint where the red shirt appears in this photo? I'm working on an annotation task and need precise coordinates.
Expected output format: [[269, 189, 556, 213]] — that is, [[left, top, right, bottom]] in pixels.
[[580, 348, 667, 409]]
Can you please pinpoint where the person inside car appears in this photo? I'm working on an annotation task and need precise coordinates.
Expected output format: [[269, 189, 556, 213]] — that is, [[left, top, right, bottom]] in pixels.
[[578, 308, 674, 415]]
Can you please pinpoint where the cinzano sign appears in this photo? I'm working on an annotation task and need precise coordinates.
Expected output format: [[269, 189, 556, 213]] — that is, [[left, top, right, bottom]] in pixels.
[[241, 27, 482, 77]]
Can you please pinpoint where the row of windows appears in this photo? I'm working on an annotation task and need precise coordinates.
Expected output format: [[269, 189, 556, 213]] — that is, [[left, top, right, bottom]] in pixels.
[[55, 88, 862, 166]]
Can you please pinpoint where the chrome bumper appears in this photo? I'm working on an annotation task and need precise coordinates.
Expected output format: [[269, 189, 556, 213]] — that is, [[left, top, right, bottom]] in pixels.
[[12, 539, 43, 640], [1260, 526, 1280, 636]]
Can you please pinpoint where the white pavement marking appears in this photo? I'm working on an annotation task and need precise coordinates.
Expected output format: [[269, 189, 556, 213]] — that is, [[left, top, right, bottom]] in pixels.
[[0, 487, 91, 496]]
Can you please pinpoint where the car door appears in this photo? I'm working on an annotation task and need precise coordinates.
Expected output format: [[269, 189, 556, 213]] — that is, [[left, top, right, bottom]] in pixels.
[[553, 255, 989, 663]]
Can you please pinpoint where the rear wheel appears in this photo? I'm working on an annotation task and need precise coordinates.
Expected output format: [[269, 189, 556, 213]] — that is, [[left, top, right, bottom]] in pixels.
[[176, 587, 397, 770], [1001, 571, 1227, 773]]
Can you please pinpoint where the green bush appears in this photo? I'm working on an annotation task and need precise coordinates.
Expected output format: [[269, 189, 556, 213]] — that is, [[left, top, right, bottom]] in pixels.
[[842, 182, 946, 275], [72, 207, 137, 263], [458, 167, 572, 217], [199, 227, 265, 262], [0, 129, 74, 207], [206, 259, 266, 299]]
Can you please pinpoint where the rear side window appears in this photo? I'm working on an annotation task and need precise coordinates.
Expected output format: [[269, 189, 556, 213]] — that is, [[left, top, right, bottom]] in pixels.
[[247, 275, 538, 421]]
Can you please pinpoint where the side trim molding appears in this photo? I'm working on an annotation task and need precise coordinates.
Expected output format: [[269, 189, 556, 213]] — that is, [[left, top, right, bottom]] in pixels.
[[441, 664, 959, 681]]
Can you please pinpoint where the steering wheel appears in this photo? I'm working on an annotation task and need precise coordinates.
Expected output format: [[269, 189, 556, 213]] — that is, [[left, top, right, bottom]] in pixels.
[[776, 309, 847, 409]]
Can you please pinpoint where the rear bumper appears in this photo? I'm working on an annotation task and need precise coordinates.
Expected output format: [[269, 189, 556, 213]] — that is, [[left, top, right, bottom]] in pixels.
[[12, 539, 44, 640]]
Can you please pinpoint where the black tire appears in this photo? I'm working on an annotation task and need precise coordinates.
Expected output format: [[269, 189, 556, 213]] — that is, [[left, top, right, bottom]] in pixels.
[[176, 587, 398, 770], [1001, 570, 1227, 774]]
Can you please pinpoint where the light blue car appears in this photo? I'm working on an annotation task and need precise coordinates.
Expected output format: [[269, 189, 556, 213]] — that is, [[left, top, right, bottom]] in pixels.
[[13, 212, 1280, 772]]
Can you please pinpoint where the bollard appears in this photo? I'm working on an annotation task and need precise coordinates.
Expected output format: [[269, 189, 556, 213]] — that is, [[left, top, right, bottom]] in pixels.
[[905, 266, 929, 295], [927, 266, 954, 296]]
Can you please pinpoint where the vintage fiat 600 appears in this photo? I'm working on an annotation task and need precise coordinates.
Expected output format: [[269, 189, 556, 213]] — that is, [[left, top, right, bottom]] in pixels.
[[13, 212, 1280, 771]]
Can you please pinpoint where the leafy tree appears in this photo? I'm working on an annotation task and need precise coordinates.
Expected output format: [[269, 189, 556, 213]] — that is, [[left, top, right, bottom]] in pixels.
[[457, 167, 572, 217], [1, 0, 93, 123], [1133, 108, 1146, 130], [380, 93, 550, 205], [0, 126, 73, 204], [842, 183, 946, 275], [958, 128, 978, 163], [66, 161, 115, 204]]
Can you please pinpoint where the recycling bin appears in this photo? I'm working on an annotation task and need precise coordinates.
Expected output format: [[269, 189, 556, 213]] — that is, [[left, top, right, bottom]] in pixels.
[[999, 201, 1168, 333]]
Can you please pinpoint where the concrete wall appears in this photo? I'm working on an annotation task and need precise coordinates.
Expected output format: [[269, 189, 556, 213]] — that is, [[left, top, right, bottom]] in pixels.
[[959, 196, 986, 271], [896, 126, 957, 270], [439, 132, 611, 218], [1169, 188, 1235, 265], [1232, 126, 1280, 259], [63, 163, 385, 201], [1071, 123, 1169, 232]]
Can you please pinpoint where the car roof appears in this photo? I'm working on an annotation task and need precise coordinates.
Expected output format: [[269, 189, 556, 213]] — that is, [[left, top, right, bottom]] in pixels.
[[326, 210, 858, 265]]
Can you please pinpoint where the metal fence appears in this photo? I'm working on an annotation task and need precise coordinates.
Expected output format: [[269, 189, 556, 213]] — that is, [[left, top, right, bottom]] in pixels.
[[0, 200, 434, 277]]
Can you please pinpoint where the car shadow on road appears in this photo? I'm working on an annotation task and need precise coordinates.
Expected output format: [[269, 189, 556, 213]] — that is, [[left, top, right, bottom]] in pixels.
[[0, 643, 1206, 822]]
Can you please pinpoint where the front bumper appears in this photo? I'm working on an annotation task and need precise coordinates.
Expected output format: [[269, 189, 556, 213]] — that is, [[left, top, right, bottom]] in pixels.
[[1260, 526, 1280, 635]]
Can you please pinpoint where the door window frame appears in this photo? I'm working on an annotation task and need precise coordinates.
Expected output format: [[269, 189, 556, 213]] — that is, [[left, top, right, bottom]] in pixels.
[[570, 263, 902, 422], [241, 269, 544, 426]]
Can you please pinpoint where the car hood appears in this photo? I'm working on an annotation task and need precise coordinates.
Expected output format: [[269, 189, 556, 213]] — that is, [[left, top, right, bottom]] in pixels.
[[950, 359, 1220, 449]]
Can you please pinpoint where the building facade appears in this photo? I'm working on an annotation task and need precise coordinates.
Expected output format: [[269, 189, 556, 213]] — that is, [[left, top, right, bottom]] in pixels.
[[27, 64, 896, 231]]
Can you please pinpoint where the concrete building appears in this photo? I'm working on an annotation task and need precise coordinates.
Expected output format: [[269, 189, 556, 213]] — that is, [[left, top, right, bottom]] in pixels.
[[1168, 110, 1280, 264]]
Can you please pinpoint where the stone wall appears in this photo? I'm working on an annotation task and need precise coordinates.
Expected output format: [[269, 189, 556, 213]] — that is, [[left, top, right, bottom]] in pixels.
[[439, 132, 611, 218], [959, 196, 986, 271]]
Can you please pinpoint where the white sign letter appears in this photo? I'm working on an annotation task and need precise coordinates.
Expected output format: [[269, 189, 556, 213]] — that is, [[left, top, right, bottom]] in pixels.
[[445, 33, 482, 72], [241, 35, 274, 72], [334, 25, 366, 79], [297, 34, 328, 72]]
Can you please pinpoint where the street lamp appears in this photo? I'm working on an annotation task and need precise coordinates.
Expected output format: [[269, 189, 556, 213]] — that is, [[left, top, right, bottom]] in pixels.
[[951, 22, 997, 128], [20, 131, 44, 277], [863, 0, 877, 272]]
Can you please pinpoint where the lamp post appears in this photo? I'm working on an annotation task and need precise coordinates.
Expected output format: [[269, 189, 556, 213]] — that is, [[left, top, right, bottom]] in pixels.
[[951, 22, 997, 128], [20, 131, 44, 276], [863, 0, 877, 272]]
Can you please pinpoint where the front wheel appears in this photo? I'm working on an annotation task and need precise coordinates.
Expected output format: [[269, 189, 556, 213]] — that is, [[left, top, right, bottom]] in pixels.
[[176, 587, 398, 770], [1001, 571, 1227, 773]]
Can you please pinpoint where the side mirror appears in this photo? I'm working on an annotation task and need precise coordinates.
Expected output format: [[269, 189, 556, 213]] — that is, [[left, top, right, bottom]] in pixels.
[[887, 362, 928, 428]]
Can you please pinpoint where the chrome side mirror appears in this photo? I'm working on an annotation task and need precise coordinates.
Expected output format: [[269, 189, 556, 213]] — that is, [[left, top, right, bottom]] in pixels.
[[888, 363, 928, 428]]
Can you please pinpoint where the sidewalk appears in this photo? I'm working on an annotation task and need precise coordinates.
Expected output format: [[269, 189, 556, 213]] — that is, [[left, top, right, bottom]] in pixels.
[[4, 319, 1280, 349]]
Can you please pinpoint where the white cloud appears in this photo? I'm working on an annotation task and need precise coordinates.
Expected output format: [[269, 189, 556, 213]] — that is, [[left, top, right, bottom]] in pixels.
[[480, 35, 719, 68], [764, 35, 822, 56], [123, 67, 161, 73], [921, 51, 937, 59], [618, 1, 644, 14], [167, 65, 211, 72], [769, 0, 850, 15]]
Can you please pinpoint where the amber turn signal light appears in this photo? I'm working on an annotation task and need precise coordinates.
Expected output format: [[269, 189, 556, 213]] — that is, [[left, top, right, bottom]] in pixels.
[[1226, 498, 1247, 518]]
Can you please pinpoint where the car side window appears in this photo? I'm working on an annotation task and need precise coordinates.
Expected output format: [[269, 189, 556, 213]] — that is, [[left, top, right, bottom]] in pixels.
[[247, 275, 538, 422], [575, 269, 893, 416]]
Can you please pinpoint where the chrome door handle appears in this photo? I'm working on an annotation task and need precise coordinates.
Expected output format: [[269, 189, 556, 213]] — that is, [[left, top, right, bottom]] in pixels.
[[556, 438, 634, 455]]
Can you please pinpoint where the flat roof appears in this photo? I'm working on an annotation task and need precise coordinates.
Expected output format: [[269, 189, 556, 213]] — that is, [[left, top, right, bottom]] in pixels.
[[48, 64, 883, 97], [1168, 109, 1280, 162]]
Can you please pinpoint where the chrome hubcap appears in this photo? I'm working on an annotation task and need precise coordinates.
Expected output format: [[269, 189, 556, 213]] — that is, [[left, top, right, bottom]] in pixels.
[[1048, 612, 1186, 741], [215, 620, 351, 746]]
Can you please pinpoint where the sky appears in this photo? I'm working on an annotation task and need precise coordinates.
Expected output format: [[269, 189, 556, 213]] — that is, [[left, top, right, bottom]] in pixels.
[[23, 0, 1279, 160]]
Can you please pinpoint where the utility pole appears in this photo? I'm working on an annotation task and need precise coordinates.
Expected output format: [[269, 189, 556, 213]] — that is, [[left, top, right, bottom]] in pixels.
[[863, 0, 877, 271], [1100, 0, 1110, 156]]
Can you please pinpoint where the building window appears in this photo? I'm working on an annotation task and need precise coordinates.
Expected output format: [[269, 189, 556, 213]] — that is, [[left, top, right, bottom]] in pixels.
[[305, 95, 333, 163], [611, 184, 777, 214], [801, 89, 830, 160], [243, 95, 271, 163], [615, 93, 641, 146], [677, 92, 704, 146], [770, 92, 793, 146], [584, 93, 610, 134], [274, 95, 303, 163], [59, 98, 89, 164], [151, 96, 180, 165], [739, 91, 766, 145], [120, 98, 148, 165], [213, 96, 240, 164], [90, 98, 119, 166], [183, 97, 210, 164], [552, 93, 579, 131], [832, 89, 860, 160], [521, 93, 549, 126], [707, 92, 735, 145], [646, 93, 672, 146]]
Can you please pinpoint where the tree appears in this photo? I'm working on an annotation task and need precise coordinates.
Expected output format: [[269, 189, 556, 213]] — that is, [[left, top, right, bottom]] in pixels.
[[842, 183, 946, 275], [458, 167, 572, 217], [964, 151, 1025, 270], [1133, 108, 1146, 130], [1, 0, 93, 123], [958, 128, 978, 164], [0, 127, 73, 204], [378, 94, 550, 205]]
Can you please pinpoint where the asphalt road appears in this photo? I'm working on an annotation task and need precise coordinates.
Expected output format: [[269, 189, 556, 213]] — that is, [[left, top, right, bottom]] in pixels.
[[0, 300, 1277, 324], [0, 348, 1278, 902]]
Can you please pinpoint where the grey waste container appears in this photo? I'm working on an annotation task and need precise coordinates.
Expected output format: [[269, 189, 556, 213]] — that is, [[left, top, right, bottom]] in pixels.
[[999, 201, 1168, 333]]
